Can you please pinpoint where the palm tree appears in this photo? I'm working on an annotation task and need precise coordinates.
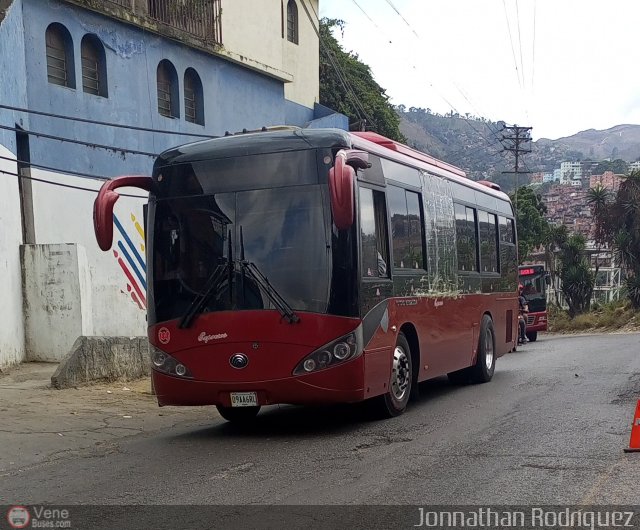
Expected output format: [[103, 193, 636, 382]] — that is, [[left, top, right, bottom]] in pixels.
[[585, 184, 611, 305], [586, 184, 610, 246], [542, 224, 568, 307]]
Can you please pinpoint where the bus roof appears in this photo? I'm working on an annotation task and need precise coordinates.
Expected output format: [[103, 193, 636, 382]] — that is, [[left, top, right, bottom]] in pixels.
[[153, 128, 512, 204], [352, 131, 467, 178], [155, 128, 351, 167], [350, 131, 512, 203]]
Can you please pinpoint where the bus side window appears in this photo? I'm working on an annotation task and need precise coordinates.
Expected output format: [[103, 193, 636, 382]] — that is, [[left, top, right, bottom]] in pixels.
[[388, 185, 425, 270], [359, 187, 390, 278], [454, 203, 477, 272]]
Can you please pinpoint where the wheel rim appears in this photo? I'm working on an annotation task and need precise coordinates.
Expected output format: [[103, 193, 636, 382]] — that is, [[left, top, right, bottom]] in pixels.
[[391, 345, 410, 401], [484, 331, 494, 371]]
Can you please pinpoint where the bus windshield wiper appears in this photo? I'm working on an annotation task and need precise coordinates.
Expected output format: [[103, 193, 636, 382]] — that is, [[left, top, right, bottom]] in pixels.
[[178, 262, 229, 329], [239, 260, 300, 324], [239, 226, 300, 324]]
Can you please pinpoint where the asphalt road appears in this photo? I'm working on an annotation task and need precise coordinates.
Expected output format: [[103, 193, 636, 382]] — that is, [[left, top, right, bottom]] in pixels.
[[2, 332, 640, 509]]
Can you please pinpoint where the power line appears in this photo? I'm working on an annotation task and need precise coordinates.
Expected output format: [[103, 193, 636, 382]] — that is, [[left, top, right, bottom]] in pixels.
[[0, 167, 147, 198], [515, 0, 526, 92], [305, 2, 378, 129], [350, 0, 384, 32], [347, 1, 503, 142], [0, 154, 109, 181], [502, 0, 524, 91], [0, 104, 216, 138], [320, 44, 378, 128], [0, 123, 159, 157], [382, 0, 419, 38], [531, 0, 537, 99]]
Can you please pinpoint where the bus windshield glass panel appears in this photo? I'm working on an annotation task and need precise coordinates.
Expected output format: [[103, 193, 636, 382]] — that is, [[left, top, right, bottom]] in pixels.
[[149, 152, 329, 325]]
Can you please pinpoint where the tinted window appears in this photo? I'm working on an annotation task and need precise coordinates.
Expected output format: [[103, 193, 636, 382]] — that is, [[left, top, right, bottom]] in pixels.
[[479, 210, 498, 273], [388, 185, 425, 269], [499, 216, 515, 243], [159, 150, 319, 196], [359, 187, 390, 278], [455, 203, 477, 272], [148, 186, 330, 324]]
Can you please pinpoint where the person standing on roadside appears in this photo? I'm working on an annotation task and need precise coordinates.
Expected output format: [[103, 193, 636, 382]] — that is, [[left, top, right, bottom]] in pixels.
[[518, 284, 529, 345]]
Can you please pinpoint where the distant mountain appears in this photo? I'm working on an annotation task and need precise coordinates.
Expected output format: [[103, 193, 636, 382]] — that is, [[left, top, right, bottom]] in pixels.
[[398, 109, 640, 192], [535, 124, 640, 164]]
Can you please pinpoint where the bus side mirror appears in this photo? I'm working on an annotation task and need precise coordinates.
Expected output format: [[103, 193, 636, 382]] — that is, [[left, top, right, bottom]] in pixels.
[[94, 175, 153, 251], [345, 150, 371, 170], [328, 150, 355, 230]]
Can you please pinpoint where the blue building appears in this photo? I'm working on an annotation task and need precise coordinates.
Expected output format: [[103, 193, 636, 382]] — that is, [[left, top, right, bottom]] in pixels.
[[0, 0, 347, 369], [0, 0, 346, 177]]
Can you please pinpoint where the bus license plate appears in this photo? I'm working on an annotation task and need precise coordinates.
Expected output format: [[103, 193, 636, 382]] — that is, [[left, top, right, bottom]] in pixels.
[[230, 392, 258, 407]]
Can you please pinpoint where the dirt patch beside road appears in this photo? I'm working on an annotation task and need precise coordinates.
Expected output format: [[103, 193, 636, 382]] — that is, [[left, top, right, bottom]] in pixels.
[[0, 362, 208, 476]]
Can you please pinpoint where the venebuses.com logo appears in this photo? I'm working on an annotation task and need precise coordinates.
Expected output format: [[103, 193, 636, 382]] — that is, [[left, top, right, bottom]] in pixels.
[[6, 506, 71, 528], [6, 507, 30, 529]]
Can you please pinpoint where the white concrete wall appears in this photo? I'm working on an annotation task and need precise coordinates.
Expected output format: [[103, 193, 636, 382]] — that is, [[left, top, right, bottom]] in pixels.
[[29, 169, 148, 338], [222, 0, 319, 108], [22, 243, 91, 361], [282, 0, 319, 108], [0, 145, 26, 369]]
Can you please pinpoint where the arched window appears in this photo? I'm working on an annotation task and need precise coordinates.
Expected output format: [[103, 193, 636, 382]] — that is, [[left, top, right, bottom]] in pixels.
[[81, 35, 108, 97], [157, 60, 179, 118], [45, 23, 75, 88], [184, 68, 204, 125], [286, 0, 298, 44]]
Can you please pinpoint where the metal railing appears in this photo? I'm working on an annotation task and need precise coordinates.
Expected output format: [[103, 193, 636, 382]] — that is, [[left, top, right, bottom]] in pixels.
[[148, 0, 222, 43]]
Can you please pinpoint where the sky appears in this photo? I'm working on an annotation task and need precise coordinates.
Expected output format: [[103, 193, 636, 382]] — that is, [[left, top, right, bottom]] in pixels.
[[318, 0, 640, 141]]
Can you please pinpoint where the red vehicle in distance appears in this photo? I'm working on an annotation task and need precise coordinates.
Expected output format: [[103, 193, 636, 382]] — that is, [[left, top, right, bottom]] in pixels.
[[518, 264, 551, 342], [94, 128, 519, 423]]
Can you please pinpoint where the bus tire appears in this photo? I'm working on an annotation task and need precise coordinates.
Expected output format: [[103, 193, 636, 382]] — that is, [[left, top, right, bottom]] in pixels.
[[376, 333, 413, 418], [216, 405, 261, 424], [526, 331, 538, 342], [470, 314, 496, 383]]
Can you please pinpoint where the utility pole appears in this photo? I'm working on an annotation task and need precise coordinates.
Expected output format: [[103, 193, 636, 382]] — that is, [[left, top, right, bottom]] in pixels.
[[501, 124, 532, 209]]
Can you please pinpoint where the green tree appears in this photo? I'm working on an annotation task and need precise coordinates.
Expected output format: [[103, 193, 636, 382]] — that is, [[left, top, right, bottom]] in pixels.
[[609, 171, 640, 307], [542, 223, 568, 307], [319, 19, 405, 142], [593, 159, 628, 175], [586, 184, 611, 303], [510, 186, 549, 262], [557, 234, 595, 316]]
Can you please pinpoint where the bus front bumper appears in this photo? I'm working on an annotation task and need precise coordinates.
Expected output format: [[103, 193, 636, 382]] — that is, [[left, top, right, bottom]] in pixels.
[[152, 357, 366, 407]]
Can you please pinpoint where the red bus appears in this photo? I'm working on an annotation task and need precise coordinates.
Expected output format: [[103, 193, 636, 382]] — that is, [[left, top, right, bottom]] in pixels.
[[518, 264, 550, 342], [94, 128, 519, 422]]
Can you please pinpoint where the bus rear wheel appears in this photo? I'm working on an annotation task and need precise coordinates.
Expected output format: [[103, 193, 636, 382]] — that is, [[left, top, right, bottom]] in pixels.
[[216, 405, 261, 424], [448, 315, 496, 384], [375, 332, 413, 418], [470, 315, 496, 383], [526, 331, 538, 342]]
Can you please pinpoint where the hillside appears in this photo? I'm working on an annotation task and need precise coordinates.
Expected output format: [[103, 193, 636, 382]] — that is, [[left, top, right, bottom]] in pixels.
[[535, 124, 640, 164], [399, 109, 640, 191]]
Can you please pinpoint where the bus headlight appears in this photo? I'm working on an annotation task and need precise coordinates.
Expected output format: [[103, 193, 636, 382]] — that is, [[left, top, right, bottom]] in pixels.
[[150, 345, 194, 379], [293, 326, 363, 375]]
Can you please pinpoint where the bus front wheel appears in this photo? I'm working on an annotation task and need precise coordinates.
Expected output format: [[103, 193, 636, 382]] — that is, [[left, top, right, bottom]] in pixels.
[[216, 405, 261, 424], [375, 332, 413, 418]]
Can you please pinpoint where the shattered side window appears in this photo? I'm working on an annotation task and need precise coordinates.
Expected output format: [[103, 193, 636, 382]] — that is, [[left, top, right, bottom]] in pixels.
[[420, 171, 458, 294]]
